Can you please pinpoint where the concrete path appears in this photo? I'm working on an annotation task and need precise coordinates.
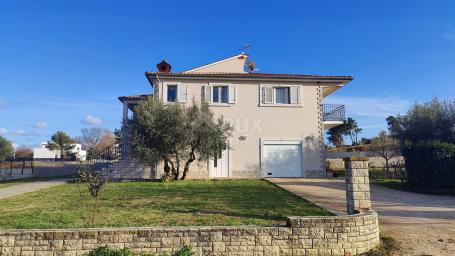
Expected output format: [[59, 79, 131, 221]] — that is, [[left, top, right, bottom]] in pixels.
[[0, 180, 66, 200], [268, 178, 455, 256]]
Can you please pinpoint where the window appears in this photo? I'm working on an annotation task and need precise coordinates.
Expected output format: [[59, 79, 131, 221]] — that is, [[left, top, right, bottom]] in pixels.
[[212, 86, 229, 103], [275, 87, 290, 104], [167, 85, 178, 102], [261, 85, 300, 105]]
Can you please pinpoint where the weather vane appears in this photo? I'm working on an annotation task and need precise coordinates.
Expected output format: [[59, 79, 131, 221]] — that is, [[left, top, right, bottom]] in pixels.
[[239, 43, 251, 55]]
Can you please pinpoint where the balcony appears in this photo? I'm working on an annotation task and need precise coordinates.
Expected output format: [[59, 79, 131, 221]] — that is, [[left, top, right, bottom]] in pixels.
[[322, 104, 345, 128]]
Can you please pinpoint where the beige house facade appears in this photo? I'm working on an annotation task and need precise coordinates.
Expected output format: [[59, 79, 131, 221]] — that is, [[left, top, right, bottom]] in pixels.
[[119, 54, 351, 179]]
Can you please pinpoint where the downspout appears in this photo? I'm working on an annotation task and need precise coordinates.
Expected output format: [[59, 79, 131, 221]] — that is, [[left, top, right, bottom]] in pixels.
[[155, 74, 162, 100]]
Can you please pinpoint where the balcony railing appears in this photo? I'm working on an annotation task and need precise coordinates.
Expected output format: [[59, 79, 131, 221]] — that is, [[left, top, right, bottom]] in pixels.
[[322, 104, 345, 121]]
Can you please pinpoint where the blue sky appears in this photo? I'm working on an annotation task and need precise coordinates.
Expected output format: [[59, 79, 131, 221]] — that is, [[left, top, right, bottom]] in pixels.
[[1, 0, 454, 147]]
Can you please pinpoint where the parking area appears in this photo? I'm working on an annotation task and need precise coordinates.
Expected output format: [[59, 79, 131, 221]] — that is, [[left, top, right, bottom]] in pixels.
[[268, 178, 455, 256]]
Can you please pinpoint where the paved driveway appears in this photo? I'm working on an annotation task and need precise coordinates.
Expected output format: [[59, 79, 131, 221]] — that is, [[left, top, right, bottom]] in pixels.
[[268, 178, 455, 256], [0, 180, 66, 199]]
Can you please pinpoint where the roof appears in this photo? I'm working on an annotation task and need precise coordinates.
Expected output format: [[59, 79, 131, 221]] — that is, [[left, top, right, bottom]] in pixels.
[[118, 94, 151, 102], [145, 72, 353, 82], [182, 53, 248, 73]]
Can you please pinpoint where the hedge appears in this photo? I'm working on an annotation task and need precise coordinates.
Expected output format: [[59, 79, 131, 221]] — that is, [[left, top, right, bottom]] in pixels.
[[401, 141, 455, 189]]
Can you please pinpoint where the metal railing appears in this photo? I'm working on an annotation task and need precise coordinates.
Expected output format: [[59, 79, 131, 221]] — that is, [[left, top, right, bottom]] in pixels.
[[322, 104, 345, 121], [86, 141, 130, 172]]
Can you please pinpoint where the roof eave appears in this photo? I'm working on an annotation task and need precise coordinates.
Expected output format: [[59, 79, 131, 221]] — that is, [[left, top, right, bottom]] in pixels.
[[145, 72, 353, 84]]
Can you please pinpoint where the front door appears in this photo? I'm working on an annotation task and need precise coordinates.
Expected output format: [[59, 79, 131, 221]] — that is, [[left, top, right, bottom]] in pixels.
[[210, 145, 229, 178]]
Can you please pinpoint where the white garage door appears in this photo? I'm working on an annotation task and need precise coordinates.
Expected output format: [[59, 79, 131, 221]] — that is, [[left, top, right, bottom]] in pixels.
[[262, 141, 303, 177]]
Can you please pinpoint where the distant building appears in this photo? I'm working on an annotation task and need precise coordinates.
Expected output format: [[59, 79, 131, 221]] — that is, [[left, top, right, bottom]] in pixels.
[[33, 142, 87, 161]]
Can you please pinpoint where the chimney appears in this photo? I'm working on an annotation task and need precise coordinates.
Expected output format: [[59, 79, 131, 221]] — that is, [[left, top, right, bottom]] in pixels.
[[156, 60, 172, 73]]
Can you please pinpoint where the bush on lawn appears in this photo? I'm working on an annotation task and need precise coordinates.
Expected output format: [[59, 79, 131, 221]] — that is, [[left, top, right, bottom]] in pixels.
[[401, 141, 455, 189]]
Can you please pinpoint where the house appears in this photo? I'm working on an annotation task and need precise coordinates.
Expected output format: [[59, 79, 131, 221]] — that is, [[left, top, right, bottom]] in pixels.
[[117, 54, 351, 179], [33, 142, 87, 161]]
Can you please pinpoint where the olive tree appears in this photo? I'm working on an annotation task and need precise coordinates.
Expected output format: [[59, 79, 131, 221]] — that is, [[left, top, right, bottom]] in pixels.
[[131, 97, 232, 180], [0, 136, 14, 162], [369, 130, 400, 178]]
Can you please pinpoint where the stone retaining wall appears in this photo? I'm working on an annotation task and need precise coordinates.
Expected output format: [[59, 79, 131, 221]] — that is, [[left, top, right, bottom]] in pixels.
[[0, 211, 379, 256]]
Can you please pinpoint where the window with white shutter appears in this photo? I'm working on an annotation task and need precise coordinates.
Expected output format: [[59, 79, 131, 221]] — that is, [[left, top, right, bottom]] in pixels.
[[290, 86, 299, 104], [178, 84, 187, 102], [261, 84, 301, 106], [205, 84, 235, 104], [228, 85, 236, 103], [263, 86, 274, 104]]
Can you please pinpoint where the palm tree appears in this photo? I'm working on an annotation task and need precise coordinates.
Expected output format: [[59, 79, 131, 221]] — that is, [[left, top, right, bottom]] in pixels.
[[47, 131, 75, 162]]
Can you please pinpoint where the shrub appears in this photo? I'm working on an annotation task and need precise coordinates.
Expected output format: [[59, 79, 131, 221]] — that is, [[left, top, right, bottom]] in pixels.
[[86, 246, 134, 256], [401, 141, 455, 189], [86, 245, 195, 256], [174, 245, 195, 256]]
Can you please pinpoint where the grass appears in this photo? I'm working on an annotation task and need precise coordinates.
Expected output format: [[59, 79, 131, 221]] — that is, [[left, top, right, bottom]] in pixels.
[[372, 178, 455, 195], [0, 179, 28, 189], [371, 178, 405, 190], [0, 179, 331, 229], [360, 234, 400, 256]]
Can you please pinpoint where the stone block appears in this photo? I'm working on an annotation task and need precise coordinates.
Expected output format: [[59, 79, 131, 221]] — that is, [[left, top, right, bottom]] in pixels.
[[213, 241, 225, 252], [0, 236, 14, 246]]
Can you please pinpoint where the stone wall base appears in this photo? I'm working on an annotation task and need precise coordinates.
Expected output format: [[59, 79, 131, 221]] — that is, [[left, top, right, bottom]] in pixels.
[[0, 211, 380, 256]]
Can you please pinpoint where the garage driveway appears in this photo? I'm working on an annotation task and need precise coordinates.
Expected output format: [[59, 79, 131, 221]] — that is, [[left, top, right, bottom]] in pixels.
[[268, 178, 455, 256]]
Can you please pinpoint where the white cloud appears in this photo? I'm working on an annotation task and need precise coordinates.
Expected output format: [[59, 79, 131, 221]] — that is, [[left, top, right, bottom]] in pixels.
[[11, 129, 40, 137], [324, 95, 412, 137], [33, 122, 48, 129], [325, 95, 411, 118], [81, 115, 103, 126], [0, 128, 7, 135]]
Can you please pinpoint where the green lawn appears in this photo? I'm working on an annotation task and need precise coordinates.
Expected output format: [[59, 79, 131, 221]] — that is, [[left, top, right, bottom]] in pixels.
[[0, 179, 331, 229]]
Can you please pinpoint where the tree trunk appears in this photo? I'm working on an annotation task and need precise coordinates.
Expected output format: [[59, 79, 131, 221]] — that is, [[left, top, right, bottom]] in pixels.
[[181, 152, 196, 180], [60, 149, 64, 163], [385, 158, 390, 179], [174, 152, 180, 180], [164, 159, 171, 176]]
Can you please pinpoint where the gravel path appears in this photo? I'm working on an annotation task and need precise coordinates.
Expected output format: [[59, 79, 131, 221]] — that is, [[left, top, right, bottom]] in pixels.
[[268, 178, 455, 256], [0, 180, 66, 199]]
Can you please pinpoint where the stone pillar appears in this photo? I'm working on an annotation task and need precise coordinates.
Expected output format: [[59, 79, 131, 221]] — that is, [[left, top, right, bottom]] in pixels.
[[344, 157, 371, 215]]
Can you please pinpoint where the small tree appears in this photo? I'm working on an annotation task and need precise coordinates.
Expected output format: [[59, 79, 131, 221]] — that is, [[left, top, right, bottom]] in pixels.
[[47, 131, 75, 162], [132, 97, 232, 180], [369, 131, 400, 178], [15, 146, 33, 158], [76, 166, 107, 227], [0, 136, 14, 162], [80, 128, 111, 153]]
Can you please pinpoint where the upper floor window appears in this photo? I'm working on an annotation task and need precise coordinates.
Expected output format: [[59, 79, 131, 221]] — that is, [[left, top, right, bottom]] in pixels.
[[212, 86, 229, 103], [202, 84, 236, 104], [164, 83, 187, 103], [275, 87, 290, 104], [261, 85, 300, 105], [167, 85, 178, 102]]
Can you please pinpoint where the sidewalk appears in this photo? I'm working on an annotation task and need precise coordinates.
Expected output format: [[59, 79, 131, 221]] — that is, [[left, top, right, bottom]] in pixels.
[[0, 180, 66, 200]]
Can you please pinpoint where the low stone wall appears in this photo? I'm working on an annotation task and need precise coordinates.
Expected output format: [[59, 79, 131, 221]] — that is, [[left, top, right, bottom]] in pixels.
[[0, 211, 379, 256]]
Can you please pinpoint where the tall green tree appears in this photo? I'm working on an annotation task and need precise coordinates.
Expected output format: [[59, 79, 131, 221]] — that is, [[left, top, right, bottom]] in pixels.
[[47, 131, 75, 162], [132, 97, 232, 180], [388, 98, 455, 189], [390, 98, 455, 143], [0, 136, 14, 162]]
